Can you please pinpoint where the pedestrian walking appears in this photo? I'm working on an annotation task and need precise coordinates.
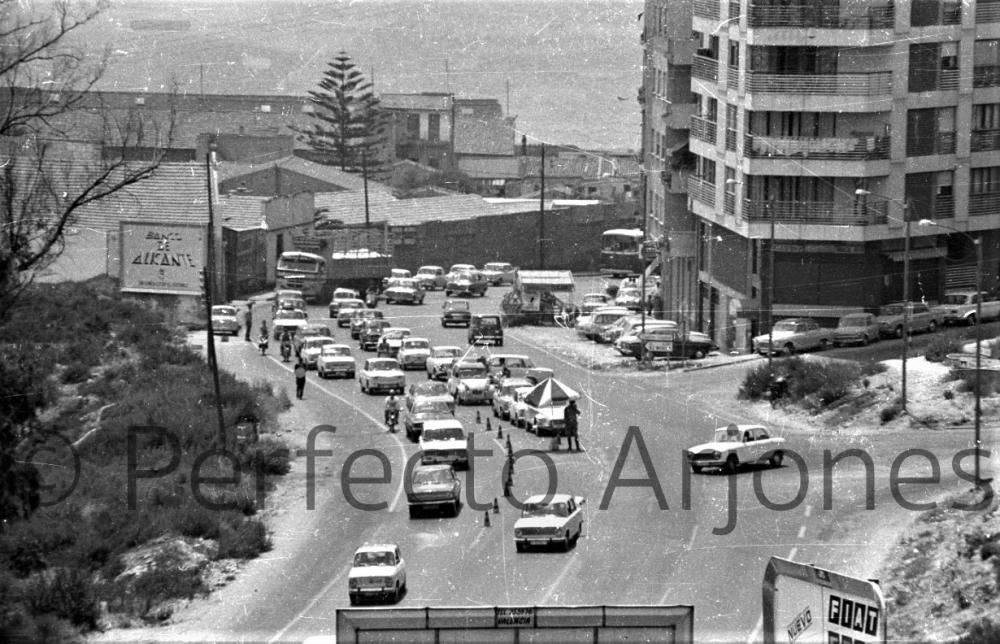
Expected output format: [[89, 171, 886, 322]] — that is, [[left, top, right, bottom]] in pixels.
[[293, 333, 305, 360], [294, 360, 307, 400], [564, 399, 581, 451], [244, 303, 253, 342]]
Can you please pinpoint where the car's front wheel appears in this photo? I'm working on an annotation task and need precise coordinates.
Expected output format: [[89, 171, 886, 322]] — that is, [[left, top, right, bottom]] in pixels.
[[691, 464, 703, 474], [928, 320, 937, 333], [561, 531, 571, 552], [769, 451, 784, 468], [724, 455, 739, 475], [515, 541, 525, 553]]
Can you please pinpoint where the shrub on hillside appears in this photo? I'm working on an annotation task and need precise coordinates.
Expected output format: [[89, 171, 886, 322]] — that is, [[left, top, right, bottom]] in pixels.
[[959, 616, 1000, 644], [22, 568, 97, 628], [738, 357, 860, 407], [242, 437, 291, 477], [216, 519, 270, 559], [924, 334, 963, 363]]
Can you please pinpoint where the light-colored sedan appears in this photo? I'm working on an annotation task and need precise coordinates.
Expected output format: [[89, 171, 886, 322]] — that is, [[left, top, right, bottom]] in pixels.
[[492, 377, 534, 420], [415, 265, 447, 290], [397, 337, 431, 370], [833, 312, 881, 346], [348, 544, 406, 605], [752, 318, 832, 355], [336, 299, 366, 327], [481, 262, 516, 286], [383, 278, 426, 305], [359, 358, 405, 395], [513, 493, 585, 552], [426, 345, 463, 380], [317, 344, 356, 379], [686, 424, 786, 474], [211, 305, 241, 335], [301, 336, 337, 368]]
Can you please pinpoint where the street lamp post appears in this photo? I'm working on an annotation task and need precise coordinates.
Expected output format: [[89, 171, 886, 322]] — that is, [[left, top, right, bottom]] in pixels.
[[918, 219, 986, 491]]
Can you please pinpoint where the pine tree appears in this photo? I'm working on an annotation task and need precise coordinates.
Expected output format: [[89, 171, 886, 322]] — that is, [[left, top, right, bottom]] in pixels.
[[298, 51, 387, 173]]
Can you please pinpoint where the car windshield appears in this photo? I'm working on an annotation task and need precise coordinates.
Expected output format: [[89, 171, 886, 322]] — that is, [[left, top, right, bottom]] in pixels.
[[334, 290, 357, 299], [880, 304, 904, 316], [415, 382, 448, 396], [521, 502, 569, 518], [456, 366, 487, 378], [432, 347, 462, 358], [403, 339, 429, 350], [475, 318, 500, 328], [212, 306, 237, 316], [413, 400, 450, 414], [412, 468, 453, 485], [355, 311, 381, 320], [384, 330, 410, 340], [307, 338, 336, 349], [321, 346, 351, 357], [353, 551, 395, 567], [584, 294, 607, 303], [417, 267, 439, 275], [714, 427, 746, 443], [341, 300, 363, 310], [772, 320, 800, 332], [619, 288, 641, 298], [485, 263, 507, 271], [422, 426, 464, 441], [275, 310, 307, 320], [839, 316, 868, 328], [370, 361, 398, 371], [446, 302, 469, 311], [942, 294, 970, 305]]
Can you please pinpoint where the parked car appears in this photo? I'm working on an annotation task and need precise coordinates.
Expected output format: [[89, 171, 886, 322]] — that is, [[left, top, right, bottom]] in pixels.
[[407, 464, 462, 517], [329, 288, 361, 317], [348, 544, 406, 605], [402, 399, 453, 442], [350, 309, 384, 339], [414, 265, 447, 291], [633, 328, 717, 360], [397, 337, 431, 370], [381, 268, 412, 290], [509, 385, 539, 428], [752, 318, 832, 355], [447, 360, 492, 405], [491, 377, 534, 420], [441, 300, 472, 327], [384, 278, 426, 305], [611, 319, 677, 353], [614, 286, 644, 311], [445, 270, 488, 297], [582, 306, 631, 341], [513, 493, 585, 552], [301, 336, 337, 368], [273, 309, 309, 339], [484, 354, 535, 381], [468, 314, 503, 346], [316, 344, 356, 379], [405, 380, 455, 414], [359, 357, 406, 394], [481, 262, 516, 286], [418, 418, 468, 469], [876, 301, 941, 338], [833, 312, 881, 346], [686, 423, 786, 474], [935, 290, 1000, 326], [579, 292, 610, 316], [426, 345, 464, 380], [336, 299, 366, 327], [376, 327, 412, 358], [211, 305, 240, 335], [359, 319, 392, 351]]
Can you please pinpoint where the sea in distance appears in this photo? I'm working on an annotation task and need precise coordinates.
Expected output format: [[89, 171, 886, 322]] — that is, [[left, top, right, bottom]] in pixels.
[[73, 0, 644, 153]]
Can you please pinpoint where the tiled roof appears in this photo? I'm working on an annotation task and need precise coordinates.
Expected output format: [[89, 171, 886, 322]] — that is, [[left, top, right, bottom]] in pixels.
[[457, 157, 521, 180], [218, 195, 268, 231], [380, 93, 452, 111], [454, 117, 515, 155], [217, 156, 394, 194], [71, 162, 210, 233], [313, 191, 538, 228]]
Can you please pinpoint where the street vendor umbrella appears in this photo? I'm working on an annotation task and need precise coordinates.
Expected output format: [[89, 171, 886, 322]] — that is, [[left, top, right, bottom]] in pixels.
[[522, 377, 580, 408]]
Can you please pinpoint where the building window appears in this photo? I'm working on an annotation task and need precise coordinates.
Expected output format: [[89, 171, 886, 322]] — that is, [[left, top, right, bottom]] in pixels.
[[428, 113, 441, 141], [971, 167, 1000, 194], [406, 113, 420, 139]]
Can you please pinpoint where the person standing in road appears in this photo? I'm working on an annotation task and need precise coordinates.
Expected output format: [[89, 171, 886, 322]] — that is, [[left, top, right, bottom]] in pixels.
[[294, 360, 307, 400], [244, 303, 254, 342], [564, 399, 581, 451], [293, 332, 305, 360]]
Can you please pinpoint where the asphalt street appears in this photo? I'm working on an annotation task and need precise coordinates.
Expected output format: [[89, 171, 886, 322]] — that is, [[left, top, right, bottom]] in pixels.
[[111, 278, 990, 643]]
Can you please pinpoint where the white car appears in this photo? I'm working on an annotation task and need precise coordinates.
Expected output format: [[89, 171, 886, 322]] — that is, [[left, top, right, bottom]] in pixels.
[[447, 360, 492, 405], [418, 418, 469, 469], [397, 337, 431, 370], [375, 327, 412, 358], [359, 357, 405, 395], [508, 385, 539, 428], [752, 318, 833, 355], [513, 493, 585, 552], [491, 377, 534, 420], [579, 292, 610, 316], [329, 287, 361, 317], [383, 278, 426, 305], [481, 261, 516, 286], [210, 305, 240, 335], [348, 544, 406, 605], [484, 354, 535, 380], [272, 309, 308, 339], [300, 336, 337, 368], [336, 299, 366, 327], [426, 345, 463, 380], [316, 343, 356, 379], [414, 265, 447, 291], [686, 424, 786, 474]]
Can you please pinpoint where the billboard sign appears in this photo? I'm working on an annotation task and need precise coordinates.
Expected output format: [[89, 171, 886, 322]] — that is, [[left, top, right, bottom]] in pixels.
[[763, 557, 886, 644], [338, 605, 694, 643], [120, 221, 207, 295]]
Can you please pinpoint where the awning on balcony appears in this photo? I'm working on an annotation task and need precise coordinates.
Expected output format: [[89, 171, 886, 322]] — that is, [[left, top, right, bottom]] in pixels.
[[883, 246, 947, 262]]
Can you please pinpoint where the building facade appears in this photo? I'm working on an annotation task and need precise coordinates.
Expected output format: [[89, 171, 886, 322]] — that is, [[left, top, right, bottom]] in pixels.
[[643, 0, 1000, 352]]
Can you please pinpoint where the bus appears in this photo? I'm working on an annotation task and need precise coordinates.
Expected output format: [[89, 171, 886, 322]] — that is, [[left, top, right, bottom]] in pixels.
[[276, 251, 326, 303], [600, 229, 644, 277]]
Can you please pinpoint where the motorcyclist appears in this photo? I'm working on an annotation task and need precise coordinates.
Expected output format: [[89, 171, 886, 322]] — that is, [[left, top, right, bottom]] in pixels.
[[384, 393, 401, 430], [257, 331, 269, 355], [280, 330, 293, 362]]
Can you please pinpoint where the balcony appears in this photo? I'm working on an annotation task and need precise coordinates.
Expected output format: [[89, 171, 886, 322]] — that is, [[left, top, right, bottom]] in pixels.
[[934, 194, 955, 219], [693, 0, 720, 20], [690, 116, 718, 145], [911, 0, 962, 26], [906, 132, 956, 157], [972, 129, 1000, 152], [746, 71, 892, 96], [969, 192, 1000, 217], [727, 65, 739, 91], [747, 4, 894, 29], [724, 191, 736, 215], [692, 55, 719, 82], [742, 199, 888, 226], [978, 0, 1000, 23], [745, 133, 890, 160], [688, 176, 717, 208], [726, 128, 738, 151], [973, 66, 1000, 88]]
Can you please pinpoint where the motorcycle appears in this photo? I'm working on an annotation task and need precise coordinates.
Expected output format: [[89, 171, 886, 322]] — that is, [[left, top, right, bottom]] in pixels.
[[386, 408, 399, 433], [257, 335, 269, 356], [280, 341, 292, 363]]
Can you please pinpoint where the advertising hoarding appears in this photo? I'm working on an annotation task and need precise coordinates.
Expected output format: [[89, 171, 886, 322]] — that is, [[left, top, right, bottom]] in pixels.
[[120, 221, 207, 295]]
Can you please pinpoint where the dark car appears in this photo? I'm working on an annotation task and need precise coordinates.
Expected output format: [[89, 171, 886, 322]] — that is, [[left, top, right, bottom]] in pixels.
[[441, 300, 471, 327], [445, 270, 488, 297], [350, 309, 384, 339], [468, 314, 503, 346], [407, 463, 462, 518], [636, 327, 717, 360], [359, 318, 392, 351]]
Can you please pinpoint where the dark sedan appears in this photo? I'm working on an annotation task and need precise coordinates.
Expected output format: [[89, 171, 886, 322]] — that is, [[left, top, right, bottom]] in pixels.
[[635, 328, 717, 360]]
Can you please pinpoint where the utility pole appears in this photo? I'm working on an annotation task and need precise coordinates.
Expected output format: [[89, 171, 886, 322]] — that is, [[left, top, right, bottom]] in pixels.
[[901, 212, 910, 414], [767, 199, 775, 374], [204, 145, 227, 449], [538, 143, 546, 269]]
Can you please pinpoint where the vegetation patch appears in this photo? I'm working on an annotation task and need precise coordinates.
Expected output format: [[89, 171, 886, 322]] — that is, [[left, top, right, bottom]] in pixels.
[[738, 356, 861, 409]]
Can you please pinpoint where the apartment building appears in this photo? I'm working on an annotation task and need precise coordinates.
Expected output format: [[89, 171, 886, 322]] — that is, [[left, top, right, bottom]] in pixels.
[[643, 0, 1000, 351]]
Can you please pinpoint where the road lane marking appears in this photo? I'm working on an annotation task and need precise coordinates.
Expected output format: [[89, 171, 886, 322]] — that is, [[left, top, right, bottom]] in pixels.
[[804, 504, 813, 518], [797, 525, 807, 539]]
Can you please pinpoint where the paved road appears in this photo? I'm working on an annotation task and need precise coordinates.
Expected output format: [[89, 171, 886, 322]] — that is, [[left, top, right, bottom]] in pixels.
[[126, 282, 987, 643]]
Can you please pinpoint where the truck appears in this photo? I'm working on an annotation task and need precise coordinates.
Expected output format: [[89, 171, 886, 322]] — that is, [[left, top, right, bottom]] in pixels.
[[500, 270, 576, 326], [935, 290, 1000, 326], [327, 249, 393, 297]]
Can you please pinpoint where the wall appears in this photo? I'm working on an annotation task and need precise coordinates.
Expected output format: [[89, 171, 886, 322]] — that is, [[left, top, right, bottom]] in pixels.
[[219, 166, 346, 197], [224, 228, 268, 300]]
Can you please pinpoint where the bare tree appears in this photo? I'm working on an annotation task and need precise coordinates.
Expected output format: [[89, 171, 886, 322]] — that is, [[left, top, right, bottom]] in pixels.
[[0, 0, 176, 320]]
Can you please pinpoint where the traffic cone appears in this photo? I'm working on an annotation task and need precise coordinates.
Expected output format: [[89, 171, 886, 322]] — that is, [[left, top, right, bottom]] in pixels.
[[506, 435, 512, 454], [503, 471, 513, 497], [507, 452, 514, 475], [476, 410, 481, 424], [484, 511, 491, 527], [497, 425, 503, 440], [485, 418, 492, 432], [493, 498, 500, 513]]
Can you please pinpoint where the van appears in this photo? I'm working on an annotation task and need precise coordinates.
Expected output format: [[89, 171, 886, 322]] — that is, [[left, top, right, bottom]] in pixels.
[[468, 314, 503, 346], [584, 306, 630, 341]]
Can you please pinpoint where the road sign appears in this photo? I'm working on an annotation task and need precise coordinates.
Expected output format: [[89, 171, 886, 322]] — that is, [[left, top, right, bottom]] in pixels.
[[642, 240, 660, 261], [763, 557, 886, 644]]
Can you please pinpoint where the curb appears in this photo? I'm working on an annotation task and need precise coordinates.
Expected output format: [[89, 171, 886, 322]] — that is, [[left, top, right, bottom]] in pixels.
[[682, 354, 762, 373]]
